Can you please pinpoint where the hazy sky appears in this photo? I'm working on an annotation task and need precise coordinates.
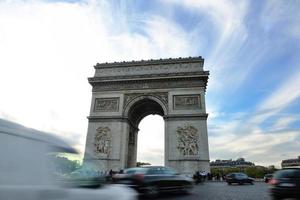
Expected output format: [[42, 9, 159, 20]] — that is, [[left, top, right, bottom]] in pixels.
[[1, 0, 299, 167]]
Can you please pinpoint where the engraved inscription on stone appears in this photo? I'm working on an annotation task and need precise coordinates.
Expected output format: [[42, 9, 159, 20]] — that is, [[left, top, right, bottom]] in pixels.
[[94, 98, 119, 112], [176, 124, 199, 156], [173, 94, 201, 110], [94, 127, 111, 156]]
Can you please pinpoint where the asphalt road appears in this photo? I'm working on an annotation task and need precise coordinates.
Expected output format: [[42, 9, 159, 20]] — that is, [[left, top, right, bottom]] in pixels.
[[154, 181, 272, 200]]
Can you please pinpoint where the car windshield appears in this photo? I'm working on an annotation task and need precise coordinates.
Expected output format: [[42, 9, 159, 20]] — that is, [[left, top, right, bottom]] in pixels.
[[236, 173, 248, 178], [124, 168, 147, 174], [274, 169, 300, 179], [145, 167, 177, 175]]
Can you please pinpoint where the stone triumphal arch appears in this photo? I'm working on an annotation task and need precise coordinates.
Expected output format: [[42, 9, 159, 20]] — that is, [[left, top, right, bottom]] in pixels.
[[84, 57, 210, 174]]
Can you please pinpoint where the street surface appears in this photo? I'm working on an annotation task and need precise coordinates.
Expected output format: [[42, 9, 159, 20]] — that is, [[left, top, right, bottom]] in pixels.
[[155, 181, 272, 200]]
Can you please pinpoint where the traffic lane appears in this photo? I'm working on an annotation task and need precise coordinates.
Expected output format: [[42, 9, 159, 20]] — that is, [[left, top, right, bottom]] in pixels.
[[153, 181, 272, 200]]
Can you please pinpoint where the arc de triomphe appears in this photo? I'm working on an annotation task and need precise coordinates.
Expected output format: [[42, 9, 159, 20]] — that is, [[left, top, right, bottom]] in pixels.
[[84, 57, 210, 174]]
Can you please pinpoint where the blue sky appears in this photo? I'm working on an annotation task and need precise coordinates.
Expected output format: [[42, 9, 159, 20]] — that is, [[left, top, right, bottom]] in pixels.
[[0, 0, 299, 167]]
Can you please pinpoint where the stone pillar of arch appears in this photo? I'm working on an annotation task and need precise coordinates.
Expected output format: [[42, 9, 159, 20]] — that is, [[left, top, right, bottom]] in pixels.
[[83, 57, 210, 174]]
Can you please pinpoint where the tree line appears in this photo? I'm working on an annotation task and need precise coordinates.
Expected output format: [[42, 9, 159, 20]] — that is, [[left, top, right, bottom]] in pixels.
[[211, 166, 278, 178]]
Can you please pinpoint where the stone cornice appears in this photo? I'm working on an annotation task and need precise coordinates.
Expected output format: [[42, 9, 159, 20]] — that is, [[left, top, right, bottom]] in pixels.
[[91, 77, 208, 92], [88, 114, 208, 121], [164, 113, 209, 120], [89, 71, 209, 83], [87, 116, 139, 130], [94, 56, 204, 69], [87, 116, 126, 122]]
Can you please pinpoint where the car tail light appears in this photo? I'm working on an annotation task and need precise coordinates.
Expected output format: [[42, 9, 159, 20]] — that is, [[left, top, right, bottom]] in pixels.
[[268, 178, 278, 185], [133, 173, 144, 181]]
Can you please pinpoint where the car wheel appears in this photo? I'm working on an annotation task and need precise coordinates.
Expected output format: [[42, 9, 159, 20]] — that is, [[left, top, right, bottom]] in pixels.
[[227, 182, 231, 185], [145, 185, 159, 198], [250, 181, 254, 185]]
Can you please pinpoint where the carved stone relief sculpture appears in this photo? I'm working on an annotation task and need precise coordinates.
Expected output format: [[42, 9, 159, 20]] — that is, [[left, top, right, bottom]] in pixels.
[[173, 94, 201, 110], [94, 127, 112, 156], [94, 98, 119, 112], [176, 124, 199, 156]]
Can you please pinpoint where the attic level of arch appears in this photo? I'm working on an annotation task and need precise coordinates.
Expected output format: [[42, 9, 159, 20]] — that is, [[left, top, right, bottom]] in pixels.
[[94, 56, 204, 68], [88, 57, 209, 92]]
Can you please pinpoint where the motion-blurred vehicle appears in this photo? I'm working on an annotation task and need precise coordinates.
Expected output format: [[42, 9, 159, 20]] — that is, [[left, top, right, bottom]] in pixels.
[[0, 119, 137, 200], [193, 171, 206, 184], [226, 173, 254, 185], [112, 166, 194, 197], [269, 168, 300, 200], [264, 173, 273, 183]]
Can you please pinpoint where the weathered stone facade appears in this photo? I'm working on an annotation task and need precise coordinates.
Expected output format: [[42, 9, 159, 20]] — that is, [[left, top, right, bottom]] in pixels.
[[84, 57, 210, 174]]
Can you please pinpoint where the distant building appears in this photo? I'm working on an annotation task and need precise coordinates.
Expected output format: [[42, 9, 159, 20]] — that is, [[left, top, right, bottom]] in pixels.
[[210, 158, 255, 168], [281, 156, 300, 168]]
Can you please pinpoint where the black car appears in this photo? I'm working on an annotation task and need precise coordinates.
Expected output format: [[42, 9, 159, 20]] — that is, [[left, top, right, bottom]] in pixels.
[[112, 166, 194, 197], [269, 168, 300, 200], [226, 173, 254, 185]]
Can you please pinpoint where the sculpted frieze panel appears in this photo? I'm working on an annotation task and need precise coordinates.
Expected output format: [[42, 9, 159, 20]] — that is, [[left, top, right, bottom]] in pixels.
[[176, 124, 199, 156], [94, 127, 111, 157], [173, 95, 201, 110], [92, 79, 205, 92], [94, 98, 119, 112]]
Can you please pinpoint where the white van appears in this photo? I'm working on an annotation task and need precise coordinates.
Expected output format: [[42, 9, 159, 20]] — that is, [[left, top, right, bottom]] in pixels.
[[0, 119, 137, 200]]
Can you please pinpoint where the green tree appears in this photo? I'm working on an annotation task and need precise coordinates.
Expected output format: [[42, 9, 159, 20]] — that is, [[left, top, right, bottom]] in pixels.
[[211, 166, 279, 179], [52, 155, 81, 175], [136, 162, 151, 167]]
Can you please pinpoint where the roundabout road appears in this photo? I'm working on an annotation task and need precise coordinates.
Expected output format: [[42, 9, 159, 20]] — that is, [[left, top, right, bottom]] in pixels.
[[153, 181, 271, 200]]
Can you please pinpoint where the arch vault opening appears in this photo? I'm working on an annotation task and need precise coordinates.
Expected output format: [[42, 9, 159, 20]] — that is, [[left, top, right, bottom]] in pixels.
[[138, 115, 164, 166], [126, 98, 166, 168]]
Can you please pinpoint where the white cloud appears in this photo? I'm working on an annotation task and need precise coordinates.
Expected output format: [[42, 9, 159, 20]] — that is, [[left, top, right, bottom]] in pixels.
[[0, 0, 192, 154], [261, 0, 300, 39], [258, 69, 300, 112], [1, 0, 299, 168], [209, 128, 300, 167], [272, 116, 299, 130]]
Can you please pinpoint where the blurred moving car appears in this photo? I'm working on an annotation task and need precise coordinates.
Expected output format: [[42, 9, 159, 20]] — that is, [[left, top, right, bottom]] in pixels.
[[226, 173, 254, 185], [112, 166, 194, 197], [193, 171, 206, 184], [0, 119, 137, 200], [269, 168, 300, 200], [264, 173, 273, 183]]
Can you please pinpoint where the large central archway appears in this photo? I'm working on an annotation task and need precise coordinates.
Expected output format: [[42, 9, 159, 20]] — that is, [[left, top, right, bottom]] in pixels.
[[125, 96, 167, 168], [84, 57, 210, 174]]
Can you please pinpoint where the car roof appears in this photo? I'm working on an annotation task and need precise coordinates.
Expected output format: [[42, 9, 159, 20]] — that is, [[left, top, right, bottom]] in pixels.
[[0, 118, 77, 153]]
